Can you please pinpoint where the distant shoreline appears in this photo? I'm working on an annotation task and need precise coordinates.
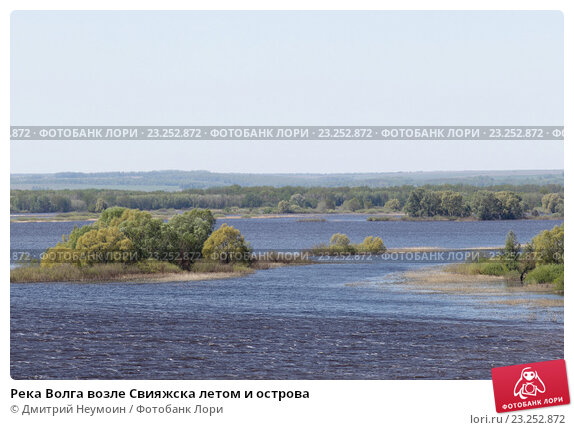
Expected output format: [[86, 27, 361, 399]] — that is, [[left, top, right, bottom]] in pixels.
[[10, 168, 564, 191], [9, 211, 563, 223]]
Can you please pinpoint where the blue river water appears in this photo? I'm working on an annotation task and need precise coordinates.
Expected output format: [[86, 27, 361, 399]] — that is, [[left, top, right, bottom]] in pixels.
[[10, 215, 563, 379]]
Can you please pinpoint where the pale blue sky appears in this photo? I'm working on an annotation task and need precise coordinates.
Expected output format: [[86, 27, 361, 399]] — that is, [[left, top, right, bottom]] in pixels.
[[10, 11, 563, 173]]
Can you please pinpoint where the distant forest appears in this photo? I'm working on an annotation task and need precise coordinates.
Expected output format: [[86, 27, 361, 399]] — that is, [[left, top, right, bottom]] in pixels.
[[10, 169, 564, 191], [10, 183, 564, 221]]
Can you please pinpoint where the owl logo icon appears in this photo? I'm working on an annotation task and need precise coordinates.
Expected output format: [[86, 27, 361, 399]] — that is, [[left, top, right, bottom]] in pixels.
[[514, 367, 546, 400]]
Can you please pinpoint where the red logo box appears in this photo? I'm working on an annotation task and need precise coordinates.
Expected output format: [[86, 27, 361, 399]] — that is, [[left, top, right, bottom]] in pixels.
[[492, 359, 570, 413]]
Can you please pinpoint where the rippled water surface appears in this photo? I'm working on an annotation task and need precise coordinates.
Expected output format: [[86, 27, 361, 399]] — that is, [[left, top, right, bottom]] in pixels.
[[10, 216, 563, 379]]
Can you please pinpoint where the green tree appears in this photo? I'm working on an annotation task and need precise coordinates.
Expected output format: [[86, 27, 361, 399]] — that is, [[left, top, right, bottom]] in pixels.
[[495, 191, 523, 219], [163, 209, 216, 269], [531, 224, 564, 265], [541, 193, 564, 214], [471, 191, 502, 220], [277, 200, 291, 213], [357, 236, 386, 253], [343, 197, 362, 212], [420, 190, 441, 217], [317, 198, 335, 212], [329, 233, 351, 252], [404, 189, 442, 217], [518, 242, 537, 284], [30, 195, 52, 212], [501, 230, 521, 271], [74, 227, 134, 265], [241, 193, 263, 208], [42, 227, 134, 266], [51, 195, 72, 212], [383, 198, 401, 212], [289, 193, 305, 207], [404, 188, 425, 217], [117, 210, 164, 260], [439, 191, 465, 217], [202, 223, 252, 264], [63, 224, 95, 249], [94, 198, 108, 213], [96, 207, 128, 227]]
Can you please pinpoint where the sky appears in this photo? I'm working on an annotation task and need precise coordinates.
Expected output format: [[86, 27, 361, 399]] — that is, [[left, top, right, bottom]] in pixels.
[[10, 10, 563, 174]]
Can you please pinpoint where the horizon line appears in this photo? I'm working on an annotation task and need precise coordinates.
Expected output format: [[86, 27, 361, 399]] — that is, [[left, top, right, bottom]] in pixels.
[[10, 168, 565, 176]]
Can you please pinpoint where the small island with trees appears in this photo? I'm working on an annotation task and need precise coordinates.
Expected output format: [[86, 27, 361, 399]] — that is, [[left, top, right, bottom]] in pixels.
[[10, 207, 308, 283]]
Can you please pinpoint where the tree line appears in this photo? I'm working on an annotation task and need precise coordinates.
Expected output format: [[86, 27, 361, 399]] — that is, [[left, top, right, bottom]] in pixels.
[[11, 184, 563, 219], [11, 169, 564, 189], [405, 188, 564, 220]]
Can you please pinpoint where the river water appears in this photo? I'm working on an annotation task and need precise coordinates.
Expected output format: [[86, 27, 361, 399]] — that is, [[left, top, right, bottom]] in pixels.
[[10, 215, 564, 379]]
